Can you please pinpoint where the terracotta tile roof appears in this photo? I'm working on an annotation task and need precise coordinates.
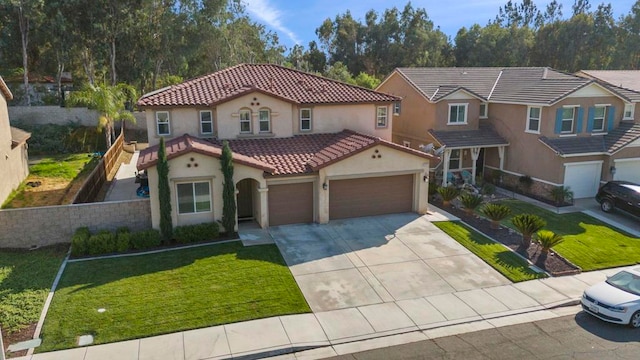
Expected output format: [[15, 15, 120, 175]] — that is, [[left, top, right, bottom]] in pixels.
[[137, 64, 400, 107], [538, 122, 640, 156], [10, 126, 31, 148], [428, 124, 509, 149], [138, 130, 436, 175], [0, 76, 12, 101]]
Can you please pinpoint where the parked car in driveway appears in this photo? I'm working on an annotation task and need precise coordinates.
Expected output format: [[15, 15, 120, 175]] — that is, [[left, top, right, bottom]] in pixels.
[[595, 181, 640, 218], [581, 267, 640, 328]]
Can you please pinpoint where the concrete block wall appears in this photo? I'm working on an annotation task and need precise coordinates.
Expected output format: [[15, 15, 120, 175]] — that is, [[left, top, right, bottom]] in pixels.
[[0, 199, 151, 249], [8, 106, 147, 131]]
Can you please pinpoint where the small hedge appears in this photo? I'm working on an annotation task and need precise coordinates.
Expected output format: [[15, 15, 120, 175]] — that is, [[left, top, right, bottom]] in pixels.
[[70, 223, 221, 257]]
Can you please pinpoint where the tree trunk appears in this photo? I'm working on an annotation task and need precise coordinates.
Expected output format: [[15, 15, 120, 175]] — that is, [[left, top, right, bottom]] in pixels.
[[110, 38, 117, 86], [55, 54, 64, 105], [490, 220, 500, 230], [18, 5, 30, 106], [521, 234, 532, 249], [82, 48, 95, 86]]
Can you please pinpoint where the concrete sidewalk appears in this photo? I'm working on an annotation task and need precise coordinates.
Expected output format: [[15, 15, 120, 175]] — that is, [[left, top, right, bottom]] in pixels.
[[12, 265, 625, 360], [104, 151, 141, 202]]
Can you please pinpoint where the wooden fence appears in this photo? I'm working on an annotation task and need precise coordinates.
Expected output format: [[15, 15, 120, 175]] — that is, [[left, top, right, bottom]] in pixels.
[[72, 131, 124, 204]]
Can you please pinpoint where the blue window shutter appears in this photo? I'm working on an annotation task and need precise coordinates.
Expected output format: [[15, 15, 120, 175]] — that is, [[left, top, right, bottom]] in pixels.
[[576, 107, 584, 133], [554, 108, 563, 134], [586, 107, 594, 132], [607, 106, 615, 131]]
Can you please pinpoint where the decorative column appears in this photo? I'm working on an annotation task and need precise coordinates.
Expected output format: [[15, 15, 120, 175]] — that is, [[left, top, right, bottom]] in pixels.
[[498, 146, 505, 170], [470, 147, 481, 185], [258, 187, 268, 228], [442, 149, 451, 187]]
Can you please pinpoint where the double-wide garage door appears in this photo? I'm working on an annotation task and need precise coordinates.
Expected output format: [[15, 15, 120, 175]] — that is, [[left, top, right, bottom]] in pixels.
[[329, 175, 413, 220], [268, 182, 314, 226]]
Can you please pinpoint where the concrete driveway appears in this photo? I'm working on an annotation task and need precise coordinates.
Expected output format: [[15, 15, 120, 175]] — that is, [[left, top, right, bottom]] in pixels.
[[270, 213, 511, 312], [574, 198, 640, 237]]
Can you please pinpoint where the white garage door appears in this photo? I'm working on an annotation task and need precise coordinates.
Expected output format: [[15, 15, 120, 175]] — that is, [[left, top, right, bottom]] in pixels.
[[564, 162, 602, 199], [614, 158, 640, 184]]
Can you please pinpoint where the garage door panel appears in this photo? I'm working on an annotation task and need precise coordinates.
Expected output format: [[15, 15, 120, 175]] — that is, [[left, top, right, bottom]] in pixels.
[[330, 175, 413, 220], [614, 160, 640, 184], [564, 163, 602, 199], [269, 182, 313, 226]]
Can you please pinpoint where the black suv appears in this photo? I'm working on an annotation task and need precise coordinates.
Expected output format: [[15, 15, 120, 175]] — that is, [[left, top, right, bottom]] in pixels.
[[595, 181, 640, 218]]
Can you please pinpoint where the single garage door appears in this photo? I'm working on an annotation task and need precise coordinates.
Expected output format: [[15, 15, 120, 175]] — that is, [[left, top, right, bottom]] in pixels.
[[564, 162, 602, 199], [268, 182, 313, 226], [329, 175, 413, 220], [614, 159, 640, 184]]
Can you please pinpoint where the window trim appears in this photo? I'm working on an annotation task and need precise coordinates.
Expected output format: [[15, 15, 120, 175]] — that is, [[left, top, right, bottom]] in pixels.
[[258, 108, 271, 133], [592, 105, 607, 132], [199, 110, 213, 135], [156, 111, 170, 136], [176, 181, 212, 215], [393, 102, 401, 115], [239, 108, 252, 134], [623, 103, 635, 121], [479, 102, 488, 119], [448, 103, 468, 125], [561, 106, 575, 134], [526, 106, 541, 134], [376, 106, 388, 128], [299, 108, 312, 131]]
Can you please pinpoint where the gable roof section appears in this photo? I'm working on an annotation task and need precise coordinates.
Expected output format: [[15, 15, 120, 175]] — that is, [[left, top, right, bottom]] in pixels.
[[428, 124, 509, 149], [576, 70, 640, 102], [393, 67, 639, 105], [137, 64, 400, 107], [538, 122, 640, 156], [0, 76, 13, 101], [138, 131, 435, 175]]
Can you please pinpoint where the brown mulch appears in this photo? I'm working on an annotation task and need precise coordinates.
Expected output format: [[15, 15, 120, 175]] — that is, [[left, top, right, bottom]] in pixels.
[[432, 198, 580, 276], [2, 322, 36, 358]]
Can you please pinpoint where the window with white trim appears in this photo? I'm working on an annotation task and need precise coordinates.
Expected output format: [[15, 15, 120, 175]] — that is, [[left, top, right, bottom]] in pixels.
[[239, 109, 251, 133], [200, 110, 213, 135], [376, 106, 388, 127], [593, 105, 607, 132], [259, 109, 271, 132], [176, 181, 211, 214], [448, 104, 468, 124], [156, 111, 170, 135], [449, 149, 461, 170], [526, 106, 541, 133], [393, 102, 401, 115], [300, 108, 312, 131], [479, 102, 488, 118], [624, 103, 635, 120], [561, 107, 575, 133]]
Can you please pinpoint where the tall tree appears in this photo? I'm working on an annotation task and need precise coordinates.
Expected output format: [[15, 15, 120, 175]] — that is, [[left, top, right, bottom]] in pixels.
[[157, 136, 173, 242], [221, 141, 236, 235]]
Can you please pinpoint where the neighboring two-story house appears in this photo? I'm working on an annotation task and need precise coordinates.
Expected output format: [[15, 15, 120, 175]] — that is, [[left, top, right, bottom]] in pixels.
[[136, 64, 435, 231], [377, 67, 640, 199], [0, 76, 31, 204]]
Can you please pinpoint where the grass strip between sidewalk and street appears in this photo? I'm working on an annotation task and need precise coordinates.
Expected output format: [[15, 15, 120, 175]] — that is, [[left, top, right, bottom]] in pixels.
[[38, 241, 310, 352], [434, 221, 546, 282]]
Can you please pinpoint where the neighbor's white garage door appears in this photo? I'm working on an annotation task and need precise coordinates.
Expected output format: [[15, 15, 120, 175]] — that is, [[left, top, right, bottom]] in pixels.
[[614, 158, 640, 184], [563, 161, 602, 199]]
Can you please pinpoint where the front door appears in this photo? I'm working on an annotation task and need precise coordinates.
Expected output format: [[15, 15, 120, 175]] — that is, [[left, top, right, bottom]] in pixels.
[[236, 179, 253, 220]]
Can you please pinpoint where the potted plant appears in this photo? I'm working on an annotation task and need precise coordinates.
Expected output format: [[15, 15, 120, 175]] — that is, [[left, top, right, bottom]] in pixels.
[[511, 214, 546, 249], [481, 203, 511, 229]]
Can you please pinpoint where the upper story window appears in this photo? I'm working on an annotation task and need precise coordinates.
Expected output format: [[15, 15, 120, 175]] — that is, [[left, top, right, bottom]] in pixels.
[[592, 106, 607, 132], [393, 102, 401, 115], [561, 107, 575, 133], [448, 104, 468, 124], [526, 106, 541, 134], [200, 110, 213, 135], [176, 181, 211, 214], [479, 103, 488, 119], [156, 111, 170, 136], [376, 106, 388, 127], [259, 109, 271, 133], [239, 109, 251, 133], [300, 108, 312, 131], [624, 103, 635, 120]]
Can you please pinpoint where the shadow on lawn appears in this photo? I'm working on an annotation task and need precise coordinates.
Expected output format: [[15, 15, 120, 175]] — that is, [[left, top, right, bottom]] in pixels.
[[58, 241, 287, 293]]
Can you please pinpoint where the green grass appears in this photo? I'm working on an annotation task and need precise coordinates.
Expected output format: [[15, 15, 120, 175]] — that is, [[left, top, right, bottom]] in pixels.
[[495, 200, 640, 271], [39, 241, 310, 352], [0, 245, 67, 334], [434, 221, 546, 282], [30, 154, 96, 179]]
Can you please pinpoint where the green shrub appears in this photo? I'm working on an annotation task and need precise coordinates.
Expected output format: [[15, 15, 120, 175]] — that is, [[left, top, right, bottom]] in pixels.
[[481, 203, 511, 229], [116, 232, 131, 252], [481, 183, 496, 195], [459, 193, 484, 213], [428, 182, 438, 196], [87, 231, 117, 255], [437, 186, 460, 205], [173, 222, 220, 244], [71, 227, 91, 256], [511, 214, 546, 249], [550, 186, 574, 205], [130, 229, 162, 250], [116, 227, 130, 234]]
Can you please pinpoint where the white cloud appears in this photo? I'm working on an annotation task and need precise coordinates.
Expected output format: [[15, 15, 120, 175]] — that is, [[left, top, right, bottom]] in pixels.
[[243, 0, 302, 45]]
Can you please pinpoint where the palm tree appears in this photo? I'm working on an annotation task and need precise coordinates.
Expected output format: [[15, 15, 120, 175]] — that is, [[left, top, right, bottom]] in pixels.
[[67, 83, 137, 149], [481, 203, 511, 229], [511, 214, 546, 250], [535, 230, 564, 267], [437, 186, 460, 207], [459, 193, 483, 214]]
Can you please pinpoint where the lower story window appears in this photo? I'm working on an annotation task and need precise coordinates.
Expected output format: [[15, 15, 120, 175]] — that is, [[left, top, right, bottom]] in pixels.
[[449, 149, 461, 170], [177, 181, 211, 214]]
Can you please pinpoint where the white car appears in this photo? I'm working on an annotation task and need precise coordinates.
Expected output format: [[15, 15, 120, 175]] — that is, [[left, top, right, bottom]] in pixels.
[[581, 267, 640, 328]]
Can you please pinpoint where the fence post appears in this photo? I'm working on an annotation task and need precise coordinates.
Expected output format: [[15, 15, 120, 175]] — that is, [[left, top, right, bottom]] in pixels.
[[1, 325, 5, 360]]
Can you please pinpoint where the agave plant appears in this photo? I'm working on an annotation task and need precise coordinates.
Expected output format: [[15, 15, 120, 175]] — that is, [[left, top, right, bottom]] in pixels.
[[481, 203, 511, 229], [535, 230, 564, 267], [459, 193, 484, 214], [437, 186, 460, 207], [511, 214, 547, 249]]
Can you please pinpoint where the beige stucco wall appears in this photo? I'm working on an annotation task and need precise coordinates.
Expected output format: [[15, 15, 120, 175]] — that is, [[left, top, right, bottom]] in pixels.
[[216, 93, 294, 139], [0, 93, 30, 204], [432, 98, 482, 132], [309, 103, 392, 140]]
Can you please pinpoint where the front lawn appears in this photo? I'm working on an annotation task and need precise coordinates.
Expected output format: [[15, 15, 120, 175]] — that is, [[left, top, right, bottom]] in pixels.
[[0, 245, 67, 334], [39, 241, 310, 352], [497, 200, 640, 271], [434, 221, 546, 282]]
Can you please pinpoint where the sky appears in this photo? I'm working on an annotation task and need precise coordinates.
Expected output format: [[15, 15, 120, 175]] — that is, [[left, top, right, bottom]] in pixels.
[[241, 0, 637, 51]]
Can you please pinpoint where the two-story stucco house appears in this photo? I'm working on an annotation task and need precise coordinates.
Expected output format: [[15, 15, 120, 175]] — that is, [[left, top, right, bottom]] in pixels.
[[136, 64, 435, 231], [0, 76, 31, 205], [377, 67, 640, 199]]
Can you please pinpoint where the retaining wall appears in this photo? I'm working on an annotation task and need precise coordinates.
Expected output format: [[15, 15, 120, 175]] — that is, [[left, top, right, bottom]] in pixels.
[[8, 106, 147, 130], [0, 199, 151, 249]]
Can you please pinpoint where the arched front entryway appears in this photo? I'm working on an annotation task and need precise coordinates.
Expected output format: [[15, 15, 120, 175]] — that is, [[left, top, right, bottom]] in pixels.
[[236, 178, 260, 224]]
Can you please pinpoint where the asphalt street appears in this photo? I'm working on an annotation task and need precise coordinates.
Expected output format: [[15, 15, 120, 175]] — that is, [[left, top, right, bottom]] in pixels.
[[324, 311, 640, 360]]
